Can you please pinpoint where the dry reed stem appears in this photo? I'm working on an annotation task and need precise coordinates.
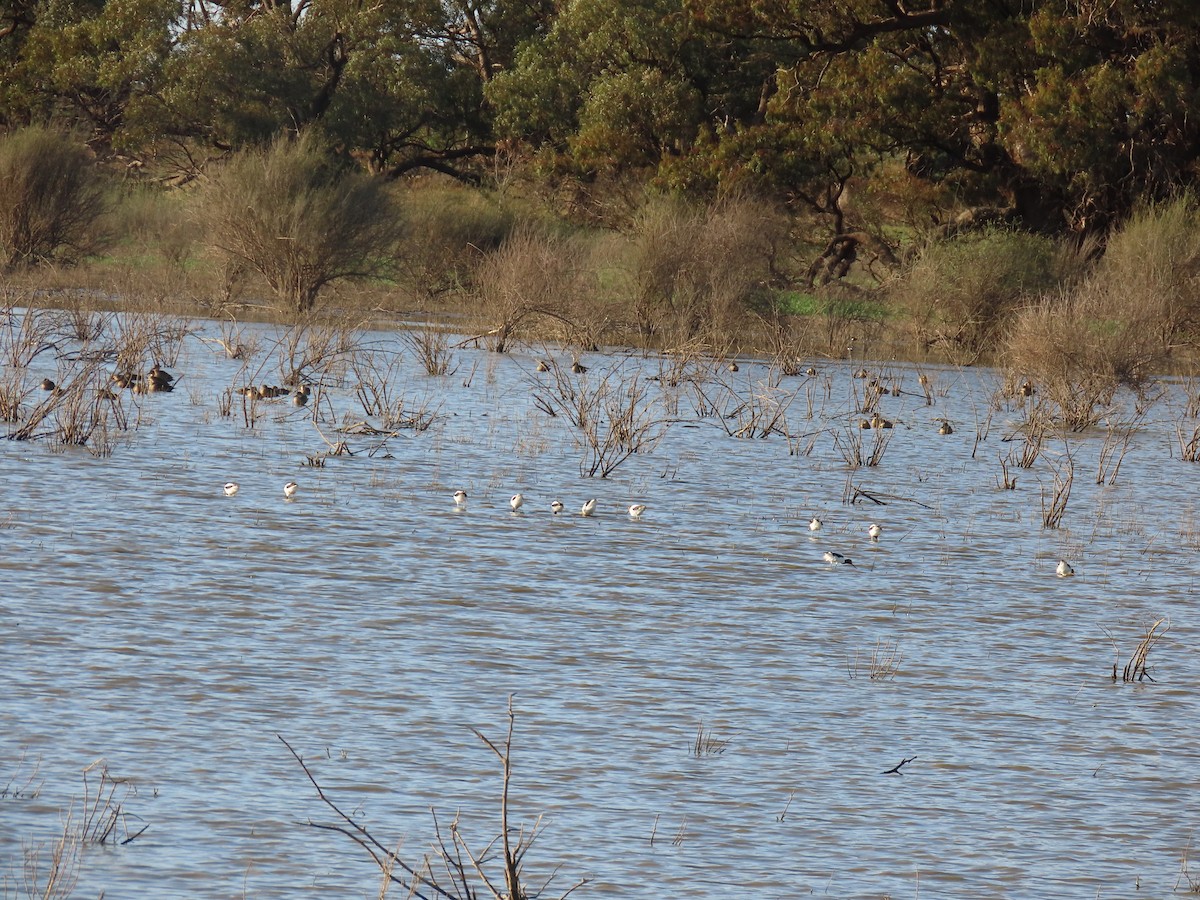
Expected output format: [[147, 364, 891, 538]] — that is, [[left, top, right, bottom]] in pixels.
[[1096, 417, 1141, 485], [834, 424, 864, 468], [1174, 835, 1200, 893], [404, 324, 458, 377], [692, 721, 731, 757], [16, 817, 80, 900], [1176, 421, 1200, 462], [848, 639, 902, 680], [1040, 447, 1074, 528], [79, 759, 148, 845], [1, 750, 44, 800], [995, 453, 1017, 490], [1111, 618, 1170, 683], [531, 357, 668, 478], [691, 368, 799, 439], [0, 302, 56, 369], [281, 698, 587, 900]]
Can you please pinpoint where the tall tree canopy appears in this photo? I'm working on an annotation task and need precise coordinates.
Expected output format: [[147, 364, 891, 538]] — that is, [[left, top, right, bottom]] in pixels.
[[1, 0, 1198, 230]]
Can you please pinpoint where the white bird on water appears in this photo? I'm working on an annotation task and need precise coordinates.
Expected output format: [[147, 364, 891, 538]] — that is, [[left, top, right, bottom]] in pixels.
[[868, 523, 882, 542], [551, 499, 564, 515], [453, 489, 468, 507], [809, 516, 823, 533], [581, 498, 597, 517], [1056, 559, 1075, 577], [223, 482, 239, 497], [628, 503, 647, 519], [510, 493, 524, 512], [823, 550, 855, 567], [283, 481, 299, 500]]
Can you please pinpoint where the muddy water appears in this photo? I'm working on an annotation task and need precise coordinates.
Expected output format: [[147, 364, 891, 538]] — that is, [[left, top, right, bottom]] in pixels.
[[2, 313, 1198, 898]]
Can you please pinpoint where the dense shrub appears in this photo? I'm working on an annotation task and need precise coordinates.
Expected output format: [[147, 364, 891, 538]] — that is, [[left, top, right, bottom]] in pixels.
[[892, 228, 1061, 361], [196, 132, 402, 312], [401, 183, 515, 300], [1091, 195, 1200, 350], [472, 225, 596, 351], [628, 193, 780, 343], [108, 184, 200, 269], [1006, 287, 1163, 428], [1006, 196, 1200, 427], [0, 127, 106, 270]]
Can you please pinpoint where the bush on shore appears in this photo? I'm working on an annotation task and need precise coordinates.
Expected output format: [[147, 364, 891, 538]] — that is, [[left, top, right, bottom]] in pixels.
[[1004, 195, 1200, 427], [0, 127, 107, 271], [194, 131, 403, 313], [888, 227, 1062, 363], [627, 193, 784, 346]]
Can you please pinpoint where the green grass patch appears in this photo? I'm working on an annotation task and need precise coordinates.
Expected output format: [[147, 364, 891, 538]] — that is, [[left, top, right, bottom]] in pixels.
[[775, 290, 890, 321]]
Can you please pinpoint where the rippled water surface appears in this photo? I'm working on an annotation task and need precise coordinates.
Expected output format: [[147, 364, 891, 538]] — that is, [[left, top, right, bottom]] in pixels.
[[2, 312, 1199, 898]]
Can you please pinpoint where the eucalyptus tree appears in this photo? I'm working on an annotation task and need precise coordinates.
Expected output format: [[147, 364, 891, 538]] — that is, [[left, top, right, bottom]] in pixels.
[[490, 0, 1200, 233]]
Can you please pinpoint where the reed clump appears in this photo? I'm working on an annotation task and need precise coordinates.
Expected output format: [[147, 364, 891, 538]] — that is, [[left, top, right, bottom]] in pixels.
[[1040, 447, 1074, 528], [847, 639, 903, 680], [281, 698, 586, 900], [531, 356, 668, 477], [692, 721, 732, 757], [1107, 618, 1170, 683]]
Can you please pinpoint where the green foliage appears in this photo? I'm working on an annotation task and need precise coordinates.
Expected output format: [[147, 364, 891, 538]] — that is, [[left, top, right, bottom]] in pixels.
[[776, 291, 887, 322], [4, 0, 176, 145], [2, 0, 1200, 262], [1002, 2, 1200, 224], [400, 183, 516, 298], [0, 126, 106, 270], [195, 131, 402, 312]]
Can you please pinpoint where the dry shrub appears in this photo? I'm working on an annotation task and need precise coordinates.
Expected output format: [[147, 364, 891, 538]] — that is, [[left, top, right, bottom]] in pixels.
[[472, 225, 596, 351], [1007, 282, 1167, 429], [892, 228, 1060, 361], [1091, 195, 1200, 350], [628, 193, 781, 345], [1010, 196, 1200, 429], [196, 131, 402, 313], [0, 127, 107, 270]]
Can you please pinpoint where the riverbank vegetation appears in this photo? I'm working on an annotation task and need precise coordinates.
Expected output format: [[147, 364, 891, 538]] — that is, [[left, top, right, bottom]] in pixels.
[[2, 3, 1200, 388]]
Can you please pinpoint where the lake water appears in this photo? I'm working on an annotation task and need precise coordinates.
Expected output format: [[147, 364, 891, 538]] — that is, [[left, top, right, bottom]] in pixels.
[[2, 309, 1198, 899]]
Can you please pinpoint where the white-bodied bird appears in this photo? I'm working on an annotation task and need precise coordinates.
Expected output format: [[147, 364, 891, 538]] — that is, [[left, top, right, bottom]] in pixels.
[[581, 498, 597, 517], [1056, 559, 1075, 577], [868, 523, 882, 542], [809, 516, 823, 532], [551, 500, 564, 514], [510, 493, 524, 512], [453, 489, 468, 507], [628, 503, 647, 519], [823, 550, 855, 567], [223, 482, 239, 497], [283, 481, 299, 500]]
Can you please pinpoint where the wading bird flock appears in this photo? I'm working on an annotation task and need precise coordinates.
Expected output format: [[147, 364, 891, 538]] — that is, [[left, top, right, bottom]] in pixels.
[[224, 487, 1073, 574], [222, 480, 1076, 574], [224, 481, 641, 521]]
